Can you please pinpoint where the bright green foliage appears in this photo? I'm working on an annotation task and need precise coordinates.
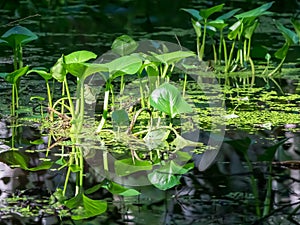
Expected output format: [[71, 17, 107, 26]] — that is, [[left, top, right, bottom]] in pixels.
[[150, 83, 193, 118]]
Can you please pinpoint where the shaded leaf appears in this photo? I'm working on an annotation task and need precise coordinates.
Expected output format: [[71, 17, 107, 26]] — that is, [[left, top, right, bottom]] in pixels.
[[112, 109, 129, 125], [258, 138, 288, 161], [115, 158, 152, 176], [0, 25, 37, 48], [102, 180, 140, 196], [29, 161, 53, 171], [111, 35, 138, 56], [51, 56, 66, 82], [180, 8, 202, 21], [275, 20, 299, 45]]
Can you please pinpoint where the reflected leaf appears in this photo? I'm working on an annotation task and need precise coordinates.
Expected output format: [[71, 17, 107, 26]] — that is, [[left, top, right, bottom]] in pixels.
[[148, 161, 193, 190], [65, 193, 107, 220], [115, 158, 152, 176], [143, 128, 170, 150]]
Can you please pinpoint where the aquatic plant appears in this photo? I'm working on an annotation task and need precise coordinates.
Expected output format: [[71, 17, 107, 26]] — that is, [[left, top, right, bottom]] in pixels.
[[0, 25, 38, 116]]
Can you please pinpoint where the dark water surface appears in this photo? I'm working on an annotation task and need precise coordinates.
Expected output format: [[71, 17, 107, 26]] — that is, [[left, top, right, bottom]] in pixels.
[[0, 0, 300, 224]]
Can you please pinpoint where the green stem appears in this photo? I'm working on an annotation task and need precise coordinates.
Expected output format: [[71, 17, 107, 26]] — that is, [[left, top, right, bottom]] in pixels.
[[268, 56, 286, 77], [223, 38, 228, 72], [183, 73, 187, 97], [263, 164, 272, 217], [245, 155, 261, 217], [96, 80, 111, 133], [199, 19, 207, 61], [46, 81, 53, 121], [64, 77, 75, 117], [226, 40, 236, 73], [249, 56, 255, 87], [196, 36, 201, 61]]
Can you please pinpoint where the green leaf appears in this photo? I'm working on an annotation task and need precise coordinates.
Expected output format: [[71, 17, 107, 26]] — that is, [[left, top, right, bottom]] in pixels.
[[275, 42, 290, 59], [4, 66, 29, 84], [258, 138, 288, 161], [191, 18, 202, 37], [51, 56, 66, 82], [28, 161, 53, 171], [64, 50, 97, 64], [228, 20, 242, 40], [65, 193, 107, 220], [105, 55, 142, 76], [275, 20, 299, 45], [0, 25, 38, 48], [235, 2, 274, 19], [115, 158, 152, 176], [27, 69, 52, 81], [224, 137, 252, 155], [244, 20, 259, 39], [207, 19, 227, 30], [70, 164, 82, 172], [180, 8, 202, 21], [85, 184, 102, 195], [199, 4, 224, 20], [111, 35, 138, 56], [291, 19, 300, 42], [30, 139, 44, 145], [151, 51, 195, 65], [64, 62, 107, 80], [112, 109, 129, 125], [148, 160, 192, 190], [171, 134, 203, 150], [143, 128, 170, 150], [150, 83, 193, 118], [102, 180, 140, 196], [0, 151, 29, 170], [217, 8, 241, 20]]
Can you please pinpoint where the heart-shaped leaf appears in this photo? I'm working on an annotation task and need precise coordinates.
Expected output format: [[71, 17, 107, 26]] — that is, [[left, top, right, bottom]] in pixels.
[[111, 35, 138, 56], [115, 158, 152, 176], [235, 2, 274, 19], [150, 83, 193, 118], [0, 25, 38, 48], [64, 50, 97, 64], [5, 66, 29, 84]]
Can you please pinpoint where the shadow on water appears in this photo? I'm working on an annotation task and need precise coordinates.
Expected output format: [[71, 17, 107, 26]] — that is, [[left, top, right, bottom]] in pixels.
[[0, 0, 300, 224]]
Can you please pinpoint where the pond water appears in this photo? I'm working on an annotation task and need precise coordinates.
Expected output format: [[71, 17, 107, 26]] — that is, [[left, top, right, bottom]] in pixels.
[[0, 0, 300, 224]]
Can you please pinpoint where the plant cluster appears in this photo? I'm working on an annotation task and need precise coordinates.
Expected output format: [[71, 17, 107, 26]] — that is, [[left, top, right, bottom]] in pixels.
[[0, 26, 205, 219], [182, 1, 300, 84]]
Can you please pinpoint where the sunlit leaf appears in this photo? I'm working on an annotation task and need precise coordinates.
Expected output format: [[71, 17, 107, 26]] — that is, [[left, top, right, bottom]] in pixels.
[[150, 83, 193, 118], [150, 51, 195, 65], [64, 50, 97, 64], [235, 2, 274, 19], [228, 20, 242, 40], [4, 66, 29, 84], [191, 18, 202, 37], [51, 56, 66, 82], [27, 68, 52, 81], [199, 4, 224, 20], [105, 55, 142, 76]]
